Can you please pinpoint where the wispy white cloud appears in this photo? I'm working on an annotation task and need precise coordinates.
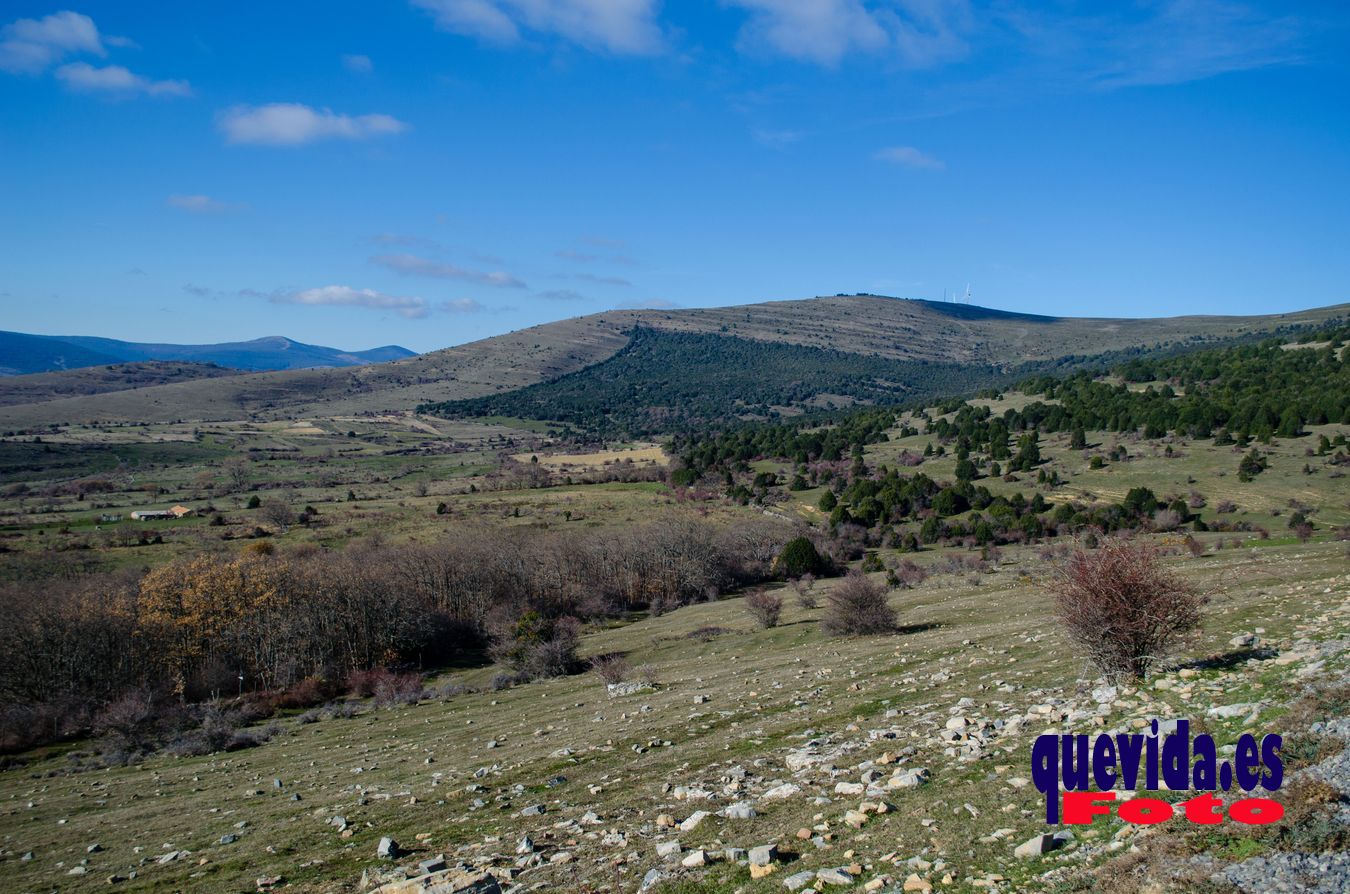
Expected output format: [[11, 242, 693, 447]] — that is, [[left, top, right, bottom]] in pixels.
[[874, 145, 944, 169], [1081, 0, 1304, 89], [57, 62, 191, 97], [273, 285, 433, 319], [412, 0, 663, 54], [0, 10, 103, 74], [166, 194, 243, 214], [342, 53, 374, 74], [218, 103, 408, 146], [726, 0, 970, 67], [372, 252, 527, 288], [1, 11, 189, 99], [729, 0, 886, 65]]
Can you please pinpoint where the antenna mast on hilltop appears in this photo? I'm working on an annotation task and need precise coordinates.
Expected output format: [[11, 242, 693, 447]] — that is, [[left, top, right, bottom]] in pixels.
[[962, 283, 972, 304]]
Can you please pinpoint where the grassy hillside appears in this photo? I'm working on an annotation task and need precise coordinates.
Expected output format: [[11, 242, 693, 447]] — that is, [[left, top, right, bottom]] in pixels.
[[0, 317, 632, 428], [1, 297, 1343, 428], [1, 327, 1347, 893], [0, 362, 243, 407], [0, 540, 1342, 894]]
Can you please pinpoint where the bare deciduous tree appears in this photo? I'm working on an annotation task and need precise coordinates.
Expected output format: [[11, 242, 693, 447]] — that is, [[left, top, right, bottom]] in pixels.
[[822, 571, 896, 636], [1049, 538, 1206, 681], [259, 498, 295, 533], [745, 590, 783, 628]]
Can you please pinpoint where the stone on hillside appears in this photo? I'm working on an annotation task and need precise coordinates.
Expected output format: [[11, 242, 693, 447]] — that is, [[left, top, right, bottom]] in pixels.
[[1091, 685, 1118, 704], [370, 870, 502, 894], [783, 870, 817, 890], [1230, 633, 1259, 648], [1014, 833, 1063, 859], [419, 857, 448, 875], [681, 849, 712, 868], [724, 802, 757, 820], [377, 837, 402, 859], [656, 840, 682, 858], [816, 867, 855, 886], [751, 863, 777, 879], [762, 783, 801, 801], [834, 782, 865, 796], [607, 681, 654, 697], [903, 873, 933, 892], [1206, 703, 1259, 720], [889, 768, 929, 789], [679, 810, 710, 831], [639, 869, 664, 892], [844, 810, 868, 829], [516, 836, 535, 854], [749, 844, 781, 866], [519, 804, 545, 816]]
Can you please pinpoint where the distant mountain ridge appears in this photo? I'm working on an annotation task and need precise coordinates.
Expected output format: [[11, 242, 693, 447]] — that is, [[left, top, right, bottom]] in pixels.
[[0, 331, 415, 376], [0, 295, 1345, 427]]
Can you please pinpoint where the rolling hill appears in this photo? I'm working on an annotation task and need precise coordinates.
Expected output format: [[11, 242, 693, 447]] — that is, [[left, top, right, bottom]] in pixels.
[[0, 361, 245, 408], [0, 295, 1344, 428], [0, 330, 415, 376]]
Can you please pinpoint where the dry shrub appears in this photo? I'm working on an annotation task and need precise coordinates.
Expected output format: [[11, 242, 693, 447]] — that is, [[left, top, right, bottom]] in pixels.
[[489, 612, 580, 679], [275, 676, 341, 710], [590, 653, 630, 685], [1151, 508, 1183, 532], [791, 574, 817, 609], [346, 668, 394, 698], [822, 571, 896, 636], [1049, 539, 1205, 681], [890, 559, 928, 589], [745, 590, 784, 629], [373, 672, 424, 707], [1259, 777, 1349, 853]]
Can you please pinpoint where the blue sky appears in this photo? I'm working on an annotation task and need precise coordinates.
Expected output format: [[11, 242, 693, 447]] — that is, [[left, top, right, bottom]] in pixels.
[[1, 1, 1347, 353]]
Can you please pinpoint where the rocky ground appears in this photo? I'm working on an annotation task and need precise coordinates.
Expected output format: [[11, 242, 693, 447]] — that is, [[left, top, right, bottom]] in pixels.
[[3, 543, 1346, 894], [350, 569, 1350, 894]]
